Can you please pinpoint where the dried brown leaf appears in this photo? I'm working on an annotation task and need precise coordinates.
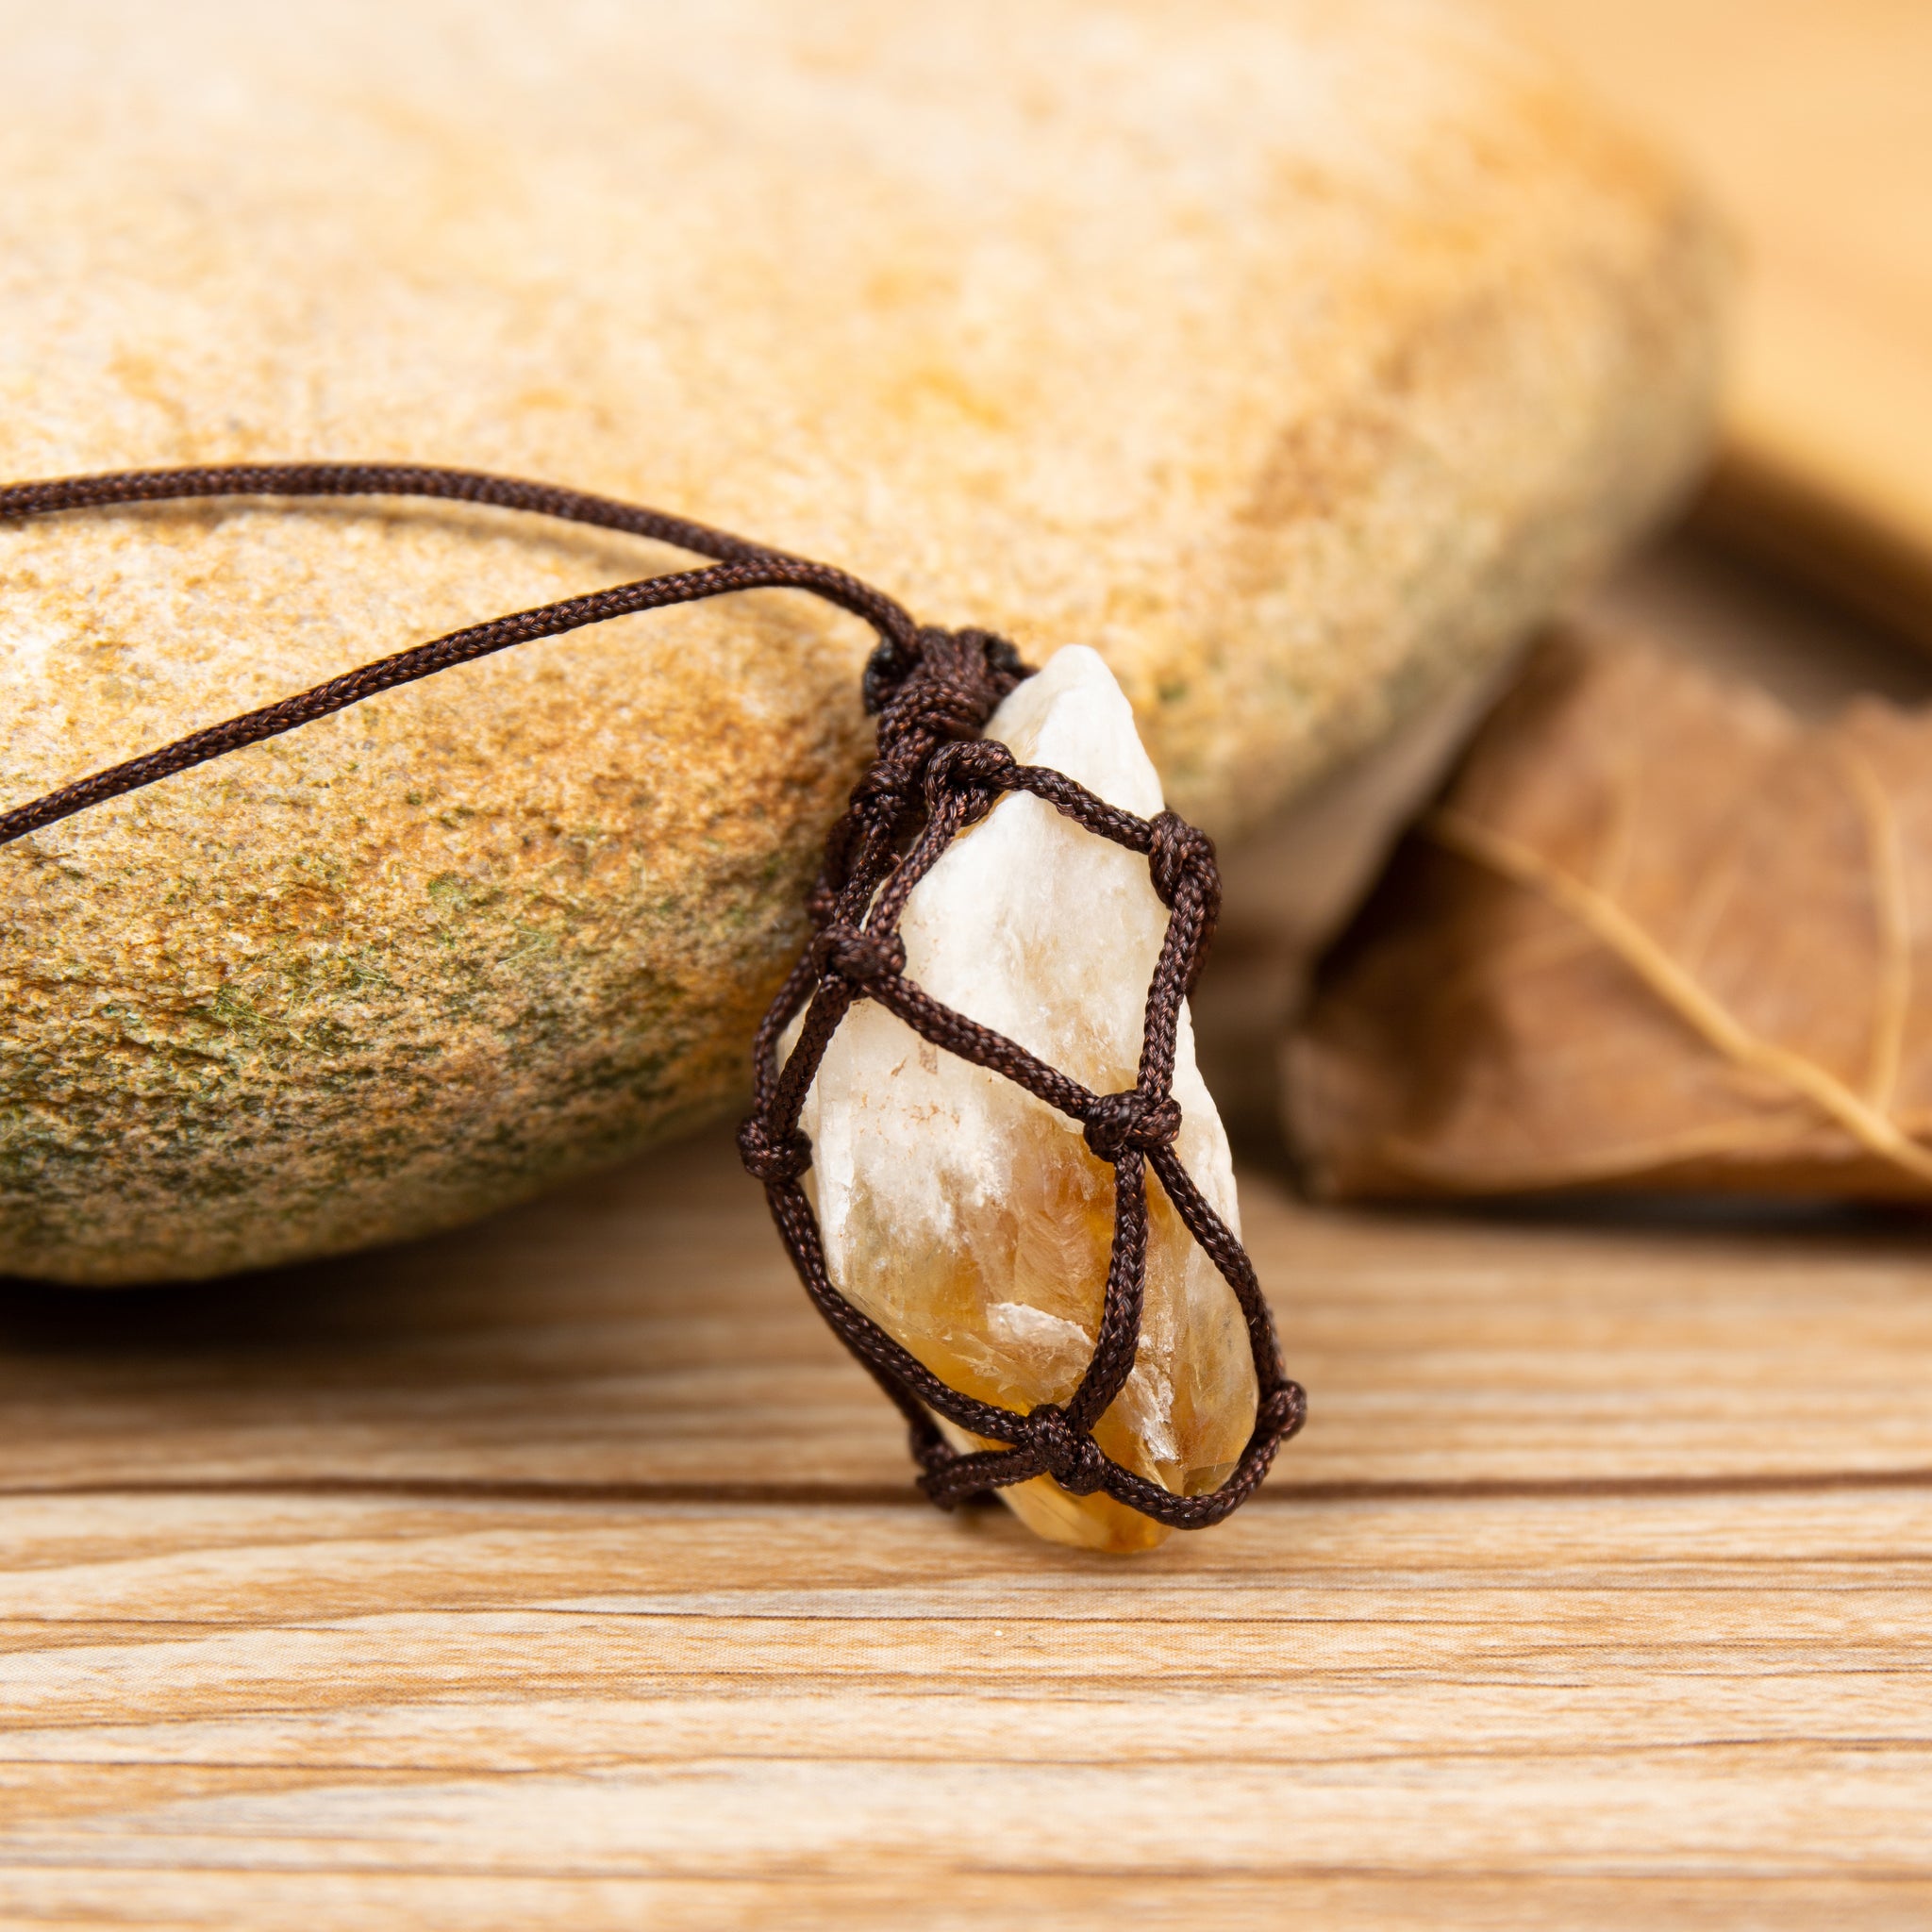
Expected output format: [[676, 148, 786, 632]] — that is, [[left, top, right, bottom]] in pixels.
[[1289, 625, 1932, 1202]]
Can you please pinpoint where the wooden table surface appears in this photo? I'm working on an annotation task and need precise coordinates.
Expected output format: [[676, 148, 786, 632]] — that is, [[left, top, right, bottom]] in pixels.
[[7, 541, 1932, 1928]]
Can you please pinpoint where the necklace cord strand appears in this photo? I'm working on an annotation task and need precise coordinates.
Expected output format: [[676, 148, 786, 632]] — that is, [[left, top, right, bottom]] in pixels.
[[0, 462, 919, 848]]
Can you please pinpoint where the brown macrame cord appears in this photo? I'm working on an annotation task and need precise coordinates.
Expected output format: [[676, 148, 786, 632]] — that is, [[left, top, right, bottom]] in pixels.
[[0, 462, 1306, 1529]]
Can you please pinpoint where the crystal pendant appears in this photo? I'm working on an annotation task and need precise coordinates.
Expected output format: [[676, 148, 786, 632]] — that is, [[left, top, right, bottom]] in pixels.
[[792, 646, 1257, 1551]]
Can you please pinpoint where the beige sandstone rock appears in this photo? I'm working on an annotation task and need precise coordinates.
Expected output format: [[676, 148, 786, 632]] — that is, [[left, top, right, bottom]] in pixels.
[[796, 648, 1253, 1552], [0, 0, 1728, 1281]]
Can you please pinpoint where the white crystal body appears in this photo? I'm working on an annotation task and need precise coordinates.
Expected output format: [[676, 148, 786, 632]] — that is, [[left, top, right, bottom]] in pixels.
[[793, 645, 1257, 1551]]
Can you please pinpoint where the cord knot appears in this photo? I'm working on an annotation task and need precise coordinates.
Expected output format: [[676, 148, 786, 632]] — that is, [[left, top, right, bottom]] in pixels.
[[1082, 1089, 1183, 1164], [1021, 1403, 1109, 1495], [1146, 810, 1214, 910], [810, 920, 907, 985], [925, 737, 1016, 822], [737, 1117, 812, 1185], [864, 625, 1027, 719], [1258, 1381, 1308, 1444]]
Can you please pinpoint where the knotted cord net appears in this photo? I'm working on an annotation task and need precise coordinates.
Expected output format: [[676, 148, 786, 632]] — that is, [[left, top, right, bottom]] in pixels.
[[740, 629, 1306, 1525]]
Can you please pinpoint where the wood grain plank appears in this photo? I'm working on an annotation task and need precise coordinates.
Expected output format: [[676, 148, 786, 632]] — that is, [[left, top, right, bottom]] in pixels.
[[3, 1491, 1931, 1926]]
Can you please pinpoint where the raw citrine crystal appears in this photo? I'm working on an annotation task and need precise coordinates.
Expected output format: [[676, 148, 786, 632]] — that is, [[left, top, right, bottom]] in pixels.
[[794, 645, 1257, 1552]]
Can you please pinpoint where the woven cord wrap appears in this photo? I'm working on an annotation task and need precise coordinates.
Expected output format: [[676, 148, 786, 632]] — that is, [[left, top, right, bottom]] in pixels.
[[0, 460, 1304, 1530], [741, 637, 1307, 1529]]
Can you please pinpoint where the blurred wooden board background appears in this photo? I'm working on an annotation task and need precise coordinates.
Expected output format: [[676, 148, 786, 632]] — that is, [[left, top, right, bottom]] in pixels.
[[1503, 0, 1932, 641], [8, 533, 1932, 1926]]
